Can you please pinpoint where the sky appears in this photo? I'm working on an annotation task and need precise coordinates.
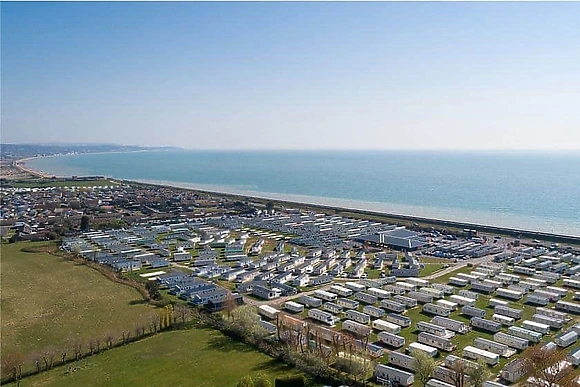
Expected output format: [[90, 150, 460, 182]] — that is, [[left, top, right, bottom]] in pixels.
[[2, 2, 580, 150]]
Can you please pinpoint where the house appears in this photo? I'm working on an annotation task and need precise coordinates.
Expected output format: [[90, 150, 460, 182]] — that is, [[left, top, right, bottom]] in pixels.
[[252, 285, 282, 300]]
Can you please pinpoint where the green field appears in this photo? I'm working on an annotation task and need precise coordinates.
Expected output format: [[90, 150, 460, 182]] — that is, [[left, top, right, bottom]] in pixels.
[[8, 328, 300, 387], [419, 263, 445, 277], [1, 241, 158, 357]]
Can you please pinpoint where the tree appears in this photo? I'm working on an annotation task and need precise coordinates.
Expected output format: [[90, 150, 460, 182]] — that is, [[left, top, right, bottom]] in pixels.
[[410, 349, 437, 387], [145, 281, 161, 300], [265, 201, 274, 213], [80, 215, 90, 231], [467, 360, 491, 387], [521, 345, 576, 387]]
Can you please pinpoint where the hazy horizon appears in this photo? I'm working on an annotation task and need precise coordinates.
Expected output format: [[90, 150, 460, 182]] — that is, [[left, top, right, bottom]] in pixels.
[[2, 2, 580, 150]]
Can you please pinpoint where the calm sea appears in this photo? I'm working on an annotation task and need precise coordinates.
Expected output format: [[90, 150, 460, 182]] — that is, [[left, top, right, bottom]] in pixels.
[[27, 150, 580, 236]]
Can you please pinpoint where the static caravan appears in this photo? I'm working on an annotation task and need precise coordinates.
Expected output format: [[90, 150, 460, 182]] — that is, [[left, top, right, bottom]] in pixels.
[[499, 272, 521, 283], [385, 313, 412, 328], [437, 299, 458, 311], [508, 285, 528, 294], [365, 342, 386, 358], [377, 331, 406, 348], [462, 306, 486, 318], [385, 284, 407, 295], [300, 295, 322, 307], [532, 313, 564, 329], [345, 282, 366, 292], [496, 288, 523, 300], [449, 277, 468, 287], [513, 266, 536, 275], [432, 283, 455, 295], [397, 282, 417, 292], [554, 331, 578, 348], [563, 278, 580, 290], [408, 291, 434, 304], [259, 305, 280, 320], [520, 281, 540, 291], [329, 285, 353, 297], [473, 338, 511, 357], [463, 345, 500, 365], [495, 305, 523, 320], [420, 287, 444, 299], [556, 300, 580, 314], [444, 354, 479, 371], [367, 287, 391, 299], [407, 342, 438, 357], [431, 316, 470, 334], [507, 326, 543, 343], [423, 303, 451, 317], [406, 277, 430, 287], [323, 302, 343, 314], [471, 281, 496, 294], [489, 298, 509, 307], [533, 289, 561, 302], [416, 321, 454, 338], [308, 309, 340, 326], [456, 273, 479, 283], [372, 319, 401, 334], [432, 366, 470, 386], [546, 286, 568, 297], [337, 297, 359, 310], [450, 295, 476, 307], [342, 319, 372, 336], [536, 306, 568, 321], [471, 317, 502, 333], [492, 313, 515, 326], [354, 291, 378, 305], [522, 320, 550, 334], [483, 279, 502, 288], [389, 351, 416, 371], [374, 364, 414, 387], [284, 301, 305, 313], [527, 278, 547, 287], [458, 290, 480, 300], [345, 310, 371, 324], [380, 299, 406, 313], [260, 320, 278, 334], [393, 295, 418, 308], [363, 305, 385, 318], [418, 332, 455, 351], [494, 332, 529, 350], [526, 294, 549, 306], [313, 290, 337, 302]]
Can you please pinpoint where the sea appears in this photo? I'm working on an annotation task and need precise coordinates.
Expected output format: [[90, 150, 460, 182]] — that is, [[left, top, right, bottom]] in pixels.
[[27, 150, 580, 237]]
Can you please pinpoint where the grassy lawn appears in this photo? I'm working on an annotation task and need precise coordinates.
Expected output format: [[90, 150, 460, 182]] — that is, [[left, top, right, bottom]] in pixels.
[[10, 179, 119, 188], [419, 263, 445, 277], [9, 328, 301, 387], [1, 241, 158, 358]]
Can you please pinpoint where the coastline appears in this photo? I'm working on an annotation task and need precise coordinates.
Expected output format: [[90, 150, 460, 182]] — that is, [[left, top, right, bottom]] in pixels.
[[20, 154, 580, 241]]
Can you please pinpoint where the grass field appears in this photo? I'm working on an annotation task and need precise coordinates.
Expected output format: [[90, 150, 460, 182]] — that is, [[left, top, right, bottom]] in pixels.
[[419, 263, 445, 277], [1, 241, 158, 358], [9, 328, 300, 387]]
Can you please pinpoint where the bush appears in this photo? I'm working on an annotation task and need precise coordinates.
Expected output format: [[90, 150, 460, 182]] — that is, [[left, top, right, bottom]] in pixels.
[[275, 375, 305, 387]]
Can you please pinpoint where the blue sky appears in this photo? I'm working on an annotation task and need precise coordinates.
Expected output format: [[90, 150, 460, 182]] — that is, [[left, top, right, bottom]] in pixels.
[[2, 2, 579, 150]]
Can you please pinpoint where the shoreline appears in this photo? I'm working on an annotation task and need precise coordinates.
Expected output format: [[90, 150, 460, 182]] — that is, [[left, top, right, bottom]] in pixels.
[[19, 154, 580, 242]]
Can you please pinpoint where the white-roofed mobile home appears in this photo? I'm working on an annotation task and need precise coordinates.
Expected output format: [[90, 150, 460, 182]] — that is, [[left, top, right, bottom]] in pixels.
[[431, 316, 470, 334], [406, 277, 429, 287], [563, 278, 580, 289], [336, 297, 359, 309], [522, 320, 550, 334], [345, 310, 371, 324], [299, 294, 322, 307], [259, 305, 280, 320], [374, 364, 414, 386], [393, 295, 418, 308], [436, 299, 458, 311], [377, 331, 405, 348], [363, 305, 385, 318], [463, 345, 499, 365], [427, 379, 456, 387], [354, 291, 378, 305], [449, 276, 468, 287], [372, 319, 401, 334], [473, 337, 512, 357], [408, 291, 434, 304], [554, 331, 578, 347], [489, 298, 509, 307], [323, 302, 343, 314], [342, 319, 372, 336], [507, 326, 543, 343], [532, 313, 563, 329], [284, 301, 304, 313], [536, 306, 568, 320], [329, 284, 353, 297], [344, 282, 366, 292], [496, 288, 523, 300], [461, 306, 486, 318], [418, 332, 455, 351], [471, 317, 502, 333], [533, 289, 561, 302], [313, 289, 337, 301], [308, 308, 339, 326], [492, 313, 515, 326], [380, 299, 406, 313], [420, 287, 444, 299], [407, 342, 438, 357], [494, 305, 523, 319], [494, 332, 529, 350], [526, 294, 549, 306], [389, 351, 416, 371], [416, 321, 455, 338], [450, 295, 476, 307], [385, 313, 412, 327], [422, 302, 451, 317], [367, 287, 391, 299], [458, 289, 480, 300], [556, 300, 580, 313]]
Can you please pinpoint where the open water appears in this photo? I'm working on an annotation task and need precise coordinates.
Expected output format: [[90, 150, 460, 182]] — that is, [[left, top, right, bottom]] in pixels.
[[27, 150, 580, 236]]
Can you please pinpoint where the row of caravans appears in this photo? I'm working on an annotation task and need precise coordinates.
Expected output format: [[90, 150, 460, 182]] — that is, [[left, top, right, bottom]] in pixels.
[[431, 316, 470, 334], [494, 332, 529, 350]]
